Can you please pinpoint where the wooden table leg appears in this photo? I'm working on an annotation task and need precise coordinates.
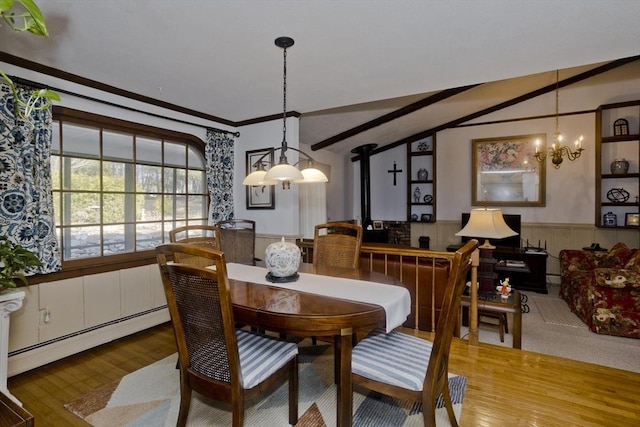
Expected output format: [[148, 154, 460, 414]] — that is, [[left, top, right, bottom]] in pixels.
[[513, 291, 522, 349], [337, 329, 353, 427]]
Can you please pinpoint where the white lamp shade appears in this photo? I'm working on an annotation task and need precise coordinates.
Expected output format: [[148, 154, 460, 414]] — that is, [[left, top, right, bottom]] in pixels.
[[242, 170, 277, 186], [263, 163, 304, 182], [294, 166, 328, 183], [455, 208, 518, 239]]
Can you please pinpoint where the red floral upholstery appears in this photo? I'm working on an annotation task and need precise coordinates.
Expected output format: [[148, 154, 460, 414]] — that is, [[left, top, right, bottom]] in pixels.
[[560, 243, 640, 338]]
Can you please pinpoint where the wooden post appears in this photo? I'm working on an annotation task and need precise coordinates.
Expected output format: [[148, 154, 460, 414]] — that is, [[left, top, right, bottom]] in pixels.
[[469, 249, 480, 345]]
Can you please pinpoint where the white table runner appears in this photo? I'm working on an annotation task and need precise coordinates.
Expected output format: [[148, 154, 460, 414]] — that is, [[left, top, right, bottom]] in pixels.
[[226, 263, 410, 333]]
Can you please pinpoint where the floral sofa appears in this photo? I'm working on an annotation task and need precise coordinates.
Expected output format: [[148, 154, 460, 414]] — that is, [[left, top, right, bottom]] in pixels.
[[559, 242, 640, 338]]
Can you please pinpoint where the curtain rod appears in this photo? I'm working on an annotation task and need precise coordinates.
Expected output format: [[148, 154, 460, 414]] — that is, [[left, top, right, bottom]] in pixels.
[[6, 75, 241, 137]]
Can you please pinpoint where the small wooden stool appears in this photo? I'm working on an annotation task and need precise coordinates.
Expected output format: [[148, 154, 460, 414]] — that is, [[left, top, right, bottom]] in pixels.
[[478, 309, 509, 342]]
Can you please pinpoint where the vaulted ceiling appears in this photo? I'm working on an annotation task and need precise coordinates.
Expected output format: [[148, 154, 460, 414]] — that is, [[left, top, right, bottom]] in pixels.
[[1, 1, 639, 155]]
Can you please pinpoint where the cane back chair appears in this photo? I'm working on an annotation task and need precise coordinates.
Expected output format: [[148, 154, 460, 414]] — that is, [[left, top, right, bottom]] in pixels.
[[156, 243, 298, 426], [313, 222, 363, 269]]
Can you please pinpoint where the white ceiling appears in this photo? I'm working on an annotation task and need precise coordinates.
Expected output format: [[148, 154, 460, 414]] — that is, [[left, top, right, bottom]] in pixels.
[[1, 1, 639, 155]]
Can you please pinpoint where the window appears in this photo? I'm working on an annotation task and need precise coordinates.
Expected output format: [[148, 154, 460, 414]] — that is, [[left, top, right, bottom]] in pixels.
[[51, 108, 207, 264]]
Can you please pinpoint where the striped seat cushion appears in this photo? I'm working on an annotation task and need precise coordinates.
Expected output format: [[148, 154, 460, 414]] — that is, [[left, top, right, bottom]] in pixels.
[[352, 328, 432, 391], [237, 329, 298, 389]]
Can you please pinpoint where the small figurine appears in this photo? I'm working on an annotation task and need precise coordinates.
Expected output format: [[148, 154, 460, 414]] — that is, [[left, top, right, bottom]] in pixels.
[[413, 186, 421, 203], [497, 277, 511, 299]]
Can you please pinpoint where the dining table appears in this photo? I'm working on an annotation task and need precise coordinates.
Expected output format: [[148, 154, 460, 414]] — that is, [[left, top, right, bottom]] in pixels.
[[225, 262, 411, 427]]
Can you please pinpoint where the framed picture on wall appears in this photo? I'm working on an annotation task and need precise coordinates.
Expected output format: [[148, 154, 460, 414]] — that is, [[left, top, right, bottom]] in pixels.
[[246, 148, 275, 209], [625, 213, 640, 227], [472, 134, 546, 207]]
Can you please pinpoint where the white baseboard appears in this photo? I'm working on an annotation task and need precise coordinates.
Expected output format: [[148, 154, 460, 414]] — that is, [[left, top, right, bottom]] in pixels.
[[8, 308, 170, 377]]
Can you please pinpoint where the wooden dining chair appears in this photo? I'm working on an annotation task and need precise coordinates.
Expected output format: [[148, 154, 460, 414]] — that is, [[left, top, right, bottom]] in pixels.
[[168, 224, 221, 267], [216, 219, 257, 265], [351, 239, 479, 427], [156, 243, 299, 427], [313, 222, 363, 269]]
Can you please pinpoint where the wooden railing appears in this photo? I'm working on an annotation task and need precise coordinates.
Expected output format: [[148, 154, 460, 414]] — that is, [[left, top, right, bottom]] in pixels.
[[297, 240, 455, 331]]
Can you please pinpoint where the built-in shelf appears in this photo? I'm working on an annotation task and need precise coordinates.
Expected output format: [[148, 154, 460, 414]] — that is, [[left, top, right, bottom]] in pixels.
[[595, 100, 640, 228]]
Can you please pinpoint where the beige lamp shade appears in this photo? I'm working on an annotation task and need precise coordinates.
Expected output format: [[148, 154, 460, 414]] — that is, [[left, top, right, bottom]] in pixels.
[[242, 170, 277, 186], [455, 208, 518, 248], [263, 163, 304, 183], [294, 166, 328, 183]]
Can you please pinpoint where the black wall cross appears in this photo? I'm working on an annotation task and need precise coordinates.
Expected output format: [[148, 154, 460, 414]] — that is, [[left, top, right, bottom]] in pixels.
[[387, 161, 403, 186]]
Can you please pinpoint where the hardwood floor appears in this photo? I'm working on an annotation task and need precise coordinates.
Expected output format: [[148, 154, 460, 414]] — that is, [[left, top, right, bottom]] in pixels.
[[7, 323, 640, 426]]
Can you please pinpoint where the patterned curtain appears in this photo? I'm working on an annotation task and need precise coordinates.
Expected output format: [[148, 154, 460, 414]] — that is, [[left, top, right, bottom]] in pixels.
[[0, 81, 61, 274], [206, 129, 235, 224]]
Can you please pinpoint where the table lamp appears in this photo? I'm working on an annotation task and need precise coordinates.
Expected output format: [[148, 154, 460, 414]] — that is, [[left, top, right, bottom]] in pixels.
[[455, 207, 518, 345]]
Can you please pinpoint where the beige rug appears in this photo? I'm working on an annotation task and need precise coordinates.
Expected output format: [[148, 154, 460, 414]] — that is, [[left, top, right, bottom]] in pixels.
[[533, 297, 585, 328], [65, 344, 466, 426]]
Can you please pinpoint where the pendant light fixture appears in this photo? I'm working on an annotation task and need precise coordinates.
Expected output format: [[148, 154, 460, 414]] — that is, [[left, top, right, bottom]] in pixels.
[[243, 36, 328, 189]]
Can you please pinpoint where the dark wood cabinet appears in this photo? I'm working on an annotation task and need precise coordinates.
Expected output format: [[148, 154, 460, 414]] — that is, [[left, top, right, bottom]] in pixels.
[[493, 248, 548, 294], [447, 245, 549, 294]]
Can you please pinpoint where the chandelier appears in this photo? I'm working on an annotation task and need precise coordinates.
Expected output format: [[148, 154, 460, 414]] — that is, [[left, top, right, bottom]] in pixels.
[[243, 37, 328, 190], [534, 70, 584, 169]]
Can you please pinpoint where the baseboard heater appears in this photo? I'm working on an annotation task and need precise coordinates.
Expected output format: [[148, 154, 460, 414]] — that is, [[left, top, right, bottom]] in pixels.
[[8, 306, 170, 376], [9, 305, 168, 357]]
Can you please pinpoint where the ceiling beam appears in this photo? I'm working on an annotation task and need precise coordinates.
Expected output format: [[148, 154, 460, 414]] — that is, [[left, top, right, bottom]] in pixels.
[[352, 55, 640, 161], [310, 85, 479, 151]]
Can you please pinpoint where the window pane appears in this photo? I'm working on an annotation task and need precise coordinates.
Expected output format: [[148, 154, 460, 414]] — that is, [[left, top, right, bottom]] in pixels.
[[136, 222, 162, 250], [174, 195, 186, 218], [165, 142, 186, 167], [187, 195, 207, 219], [142, 194, 161, 221], [175, 169, 186, 193], [66, 193, 100, 225], [137, 164, 162, 193], [187, 169, 205, 194], [136, 137, 162, 164], [51, 122, 60, 153], [51, 155, 60, 190], [163, 195, 175, 220], [62, 123, 100, 158], [103, 193, 126, 223], [188, 145, 204, 169], [103, 161, 127, 192], [103, 130, 133, 161], [103, 224, 126, 255], [65, 158, 101, 191], [164, 167, 175, 192], [68, 226, 101, 259]]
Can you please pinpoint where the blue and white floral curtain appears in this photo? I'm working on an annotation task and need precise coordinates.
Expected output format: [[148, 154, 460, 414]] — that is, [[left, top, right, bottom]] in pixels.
[[206, 129, 235, 224], [0, 81, 61, 274]]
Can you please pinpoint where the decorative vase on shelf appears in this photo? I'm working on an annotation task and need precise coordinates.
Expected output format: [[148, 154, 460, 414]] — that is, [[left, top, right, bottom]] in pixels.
[[610, 159, 629, 174], [264, 237, 301, 282], [417, 168, 428, 182]]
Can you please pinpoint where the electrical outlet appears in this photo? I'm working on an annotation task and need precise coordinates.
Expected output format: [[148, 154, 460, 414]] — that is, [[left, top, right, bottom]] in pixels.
[[40, 308, 51, 325]]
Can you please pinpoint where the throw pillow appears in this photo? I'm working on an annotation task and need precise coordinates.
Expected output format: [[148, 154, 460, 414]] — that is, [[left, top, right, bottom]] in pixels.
[[608, 242, 633, 267], [625, 249, 640, 271]]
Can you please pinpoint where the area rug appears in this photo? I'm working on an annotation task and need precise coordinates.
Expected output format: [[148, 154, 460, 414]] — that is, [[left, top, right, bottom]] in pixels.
[[533, 297, 585, 328], [65, 344, 466, 426]]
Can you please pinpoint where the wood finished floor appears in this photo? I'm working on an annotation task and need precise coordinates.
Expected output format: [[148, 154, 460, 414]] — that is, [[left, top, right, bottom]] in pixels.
[[7, 323, 640, 426]]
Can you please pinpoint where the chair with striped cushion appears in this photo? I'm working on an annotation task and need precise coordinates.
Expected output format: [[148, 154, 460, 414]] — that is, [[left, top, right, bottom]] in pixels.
[[313, 222, 363, 269], [351, 239, 478, 427], [169, 224, 221, 267], [156, 243, 298, 427]]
